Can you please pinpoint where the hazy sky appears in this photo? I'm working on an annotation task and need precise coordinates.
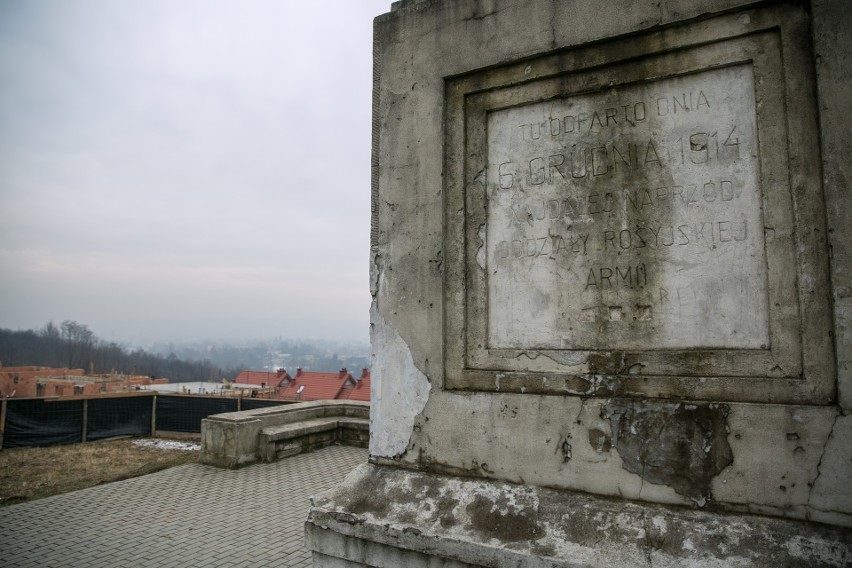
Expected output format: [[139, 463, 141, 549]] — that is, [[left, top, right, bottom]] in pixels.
[[0, 0, 388, 346]]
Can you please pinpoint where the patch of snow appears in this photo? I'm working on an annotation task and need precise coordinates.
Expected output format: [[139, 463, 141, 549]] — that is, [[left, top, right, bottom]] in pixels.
[[133, 439, 200, 451]]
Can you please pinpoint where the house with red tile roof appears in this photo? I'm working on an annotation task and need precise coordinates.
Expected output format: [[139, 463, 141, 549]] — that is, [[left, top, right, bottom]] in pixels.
[[271, 368, 371, 402], [275, 368, 349, 401], [337, 368, 371, 402]]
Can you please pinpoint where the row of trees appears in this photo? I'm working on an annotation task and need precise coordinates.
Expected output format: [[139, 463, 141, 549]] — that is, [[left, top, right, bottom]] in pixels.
[[0, 321, 244, 382]]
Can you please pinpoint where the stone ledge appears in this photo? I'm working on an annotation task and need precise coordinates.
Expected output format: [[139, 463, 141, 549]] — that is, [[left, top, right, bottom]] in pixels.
[[200, 400, 369, 468], [306, 463, 852, 567], [263, 417, 370, 442], [207, 399, 369, 426], [260, 417, 370, 462]]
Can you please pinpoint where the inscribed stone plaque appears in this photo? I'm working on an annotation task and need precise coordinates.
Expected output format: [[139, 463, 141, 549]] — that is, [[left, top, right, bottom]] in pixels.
[[486, 65, 767, 350], [443, 15, 833, 403]]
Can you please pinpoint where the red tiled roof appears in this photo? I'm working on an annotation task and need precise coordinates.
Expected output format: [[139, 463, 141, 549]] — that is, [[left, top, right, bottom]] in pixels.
[[233, 368, 371, 402], [275, 370, 349, 402], [337, 369, 370, 402], [338, 373, 370, 402], [233, 370, 287, 388]]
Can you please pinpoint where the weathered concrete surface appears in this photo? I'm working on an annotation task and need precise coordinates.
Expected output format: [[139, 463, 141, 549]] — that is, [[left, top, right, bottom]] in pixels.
[[486, 64, 767, 351], [445, 1, 830, 403], [814, 0, 852, 411], [319, 1, 852, 565], [200, 414, 262, 468], [360, 0, 852, 532], [395, 396, 852, 525], [307, 463, 852, 567], [200, 400, 369, 468], [809, 414, 852, 526]]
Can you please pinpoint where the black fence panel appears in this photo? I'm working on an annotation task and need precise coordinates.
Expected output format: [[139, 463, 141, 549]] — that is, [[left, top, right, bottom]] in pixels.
[[87, 396, 153, 441], [0, 394, 281, 449], [240, 398, 293, 411], [3, 399, 83, 448], [155, 395, 237, 433]]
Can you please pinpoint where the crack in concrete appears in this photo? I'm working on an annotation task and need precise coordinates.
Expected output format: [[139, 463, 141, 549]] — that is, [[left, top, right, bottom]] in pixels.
[[807, 408, 845, 514]]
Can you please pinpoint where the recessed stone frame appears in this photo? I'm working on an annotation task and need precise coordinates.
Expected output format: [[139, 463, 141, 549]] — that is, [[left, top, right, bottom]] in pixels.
[[443, 2, 834, 404]]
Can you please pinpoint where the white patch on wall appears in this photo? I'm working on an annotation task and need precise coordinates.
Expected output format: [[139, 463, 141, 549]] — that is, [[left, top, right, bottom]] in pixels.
[[370, 302, 431, 458]]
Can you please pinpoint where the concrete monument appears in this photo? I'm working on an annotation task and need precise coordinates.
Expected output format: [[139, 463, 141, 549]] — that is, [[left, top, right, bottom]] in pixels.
[[307, 0, 852, 565]]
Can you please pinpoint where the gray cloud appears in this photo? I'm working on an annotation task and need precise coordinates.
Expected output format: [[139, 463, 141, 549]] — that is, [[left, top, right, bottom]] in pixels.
[[0, 0, 388, 345]]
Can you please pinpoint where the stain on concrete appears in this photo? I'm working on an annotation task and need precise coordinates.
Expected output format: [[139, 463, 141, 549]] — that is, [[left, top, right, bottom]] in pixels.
[[602, 399, 733, 504], [466, 494, 544, 543], [588, 428, 612, 453], [587, 352, 625, 375], [437, 496, 459, 529]]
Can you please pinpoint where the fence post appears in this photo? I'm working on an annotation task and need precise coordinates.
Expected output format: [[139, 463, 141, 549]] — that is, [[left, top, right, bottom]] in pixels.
[[0, 398, 7, 450], [81, 399, 89, 443], [237, 393, 241, 412], [151, 395, 157, 437]]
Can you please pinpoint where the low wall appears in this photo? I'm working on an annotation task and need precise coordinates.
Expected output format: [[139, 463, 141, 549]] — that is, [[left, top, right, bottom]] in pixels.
[[200, 400, 369, 468]]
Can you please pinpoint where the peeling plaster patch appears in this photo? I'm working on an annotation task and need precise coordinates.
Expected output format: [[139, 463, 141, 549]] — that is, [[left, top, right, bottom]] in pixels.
[[370, 248, 383, 297], [576, 374, 618, 397], [369, 302, 431, 458], [603, 399, 733, 504]]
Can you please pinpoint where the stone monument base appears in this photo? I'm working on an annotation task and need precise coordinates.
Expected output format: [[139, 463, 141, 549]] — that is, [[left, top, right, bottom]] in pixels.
[[306, 464, 852, 567]]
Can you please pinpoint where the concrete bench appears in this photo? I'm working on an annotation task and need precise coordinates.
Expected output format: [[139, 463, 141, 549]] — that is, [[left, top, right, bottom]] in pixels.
[[259, 416, 369, 462], [200, 400, 369, 468]]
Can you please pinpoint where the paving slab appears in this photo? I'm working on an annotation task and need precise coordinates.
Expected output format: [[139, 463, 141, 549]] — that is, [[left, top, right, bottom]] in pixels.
[[0, 445, 366, 568]]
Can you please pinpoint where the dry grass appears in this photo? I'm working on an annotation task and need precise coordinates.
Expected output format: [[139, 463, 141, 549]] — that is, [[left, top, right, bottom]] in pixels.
[[0, 438, 199, 507]]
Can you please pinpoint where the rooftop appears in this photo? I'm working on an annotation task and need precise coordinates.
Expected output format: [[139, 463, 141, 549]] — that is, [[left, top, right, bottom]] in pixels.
[[231, 368, 372, 402]]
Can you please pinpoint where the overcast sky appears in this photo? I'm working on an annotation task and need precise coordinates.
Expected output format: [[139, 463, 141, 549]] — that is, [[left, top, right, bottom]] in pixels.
[[0, 0, 389, 346]]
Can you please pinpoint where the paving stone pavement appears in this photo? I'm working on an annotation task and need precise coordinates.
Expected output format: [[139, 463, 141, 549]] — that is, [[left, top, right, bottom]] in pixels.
[[0, 445, 367, 568]]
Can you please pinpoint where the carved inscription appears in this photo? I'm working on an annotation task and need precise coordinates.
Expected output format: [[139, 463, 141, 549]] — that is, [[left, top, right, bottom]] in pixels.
[[486, 65, 768, 350]]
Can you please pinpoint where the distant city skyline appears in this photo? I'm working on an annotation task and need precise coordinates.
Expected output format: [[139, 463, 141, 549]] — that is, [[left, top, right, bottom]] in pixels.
[[0, 0, 388, 345]]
